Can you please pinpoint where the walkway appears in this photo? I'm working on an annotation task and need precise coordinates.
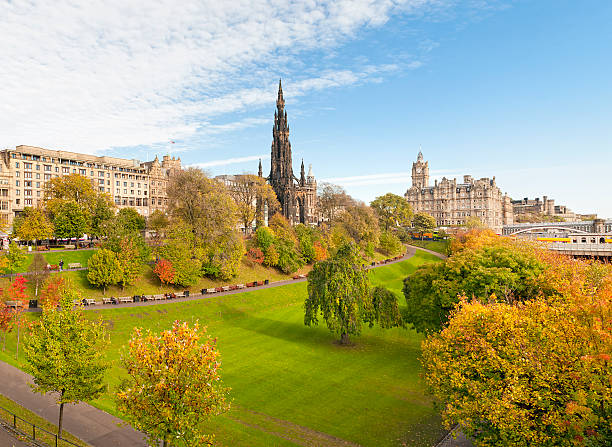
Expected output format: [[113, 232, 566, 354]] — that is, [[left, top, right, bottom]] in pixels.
[[0, 423, 30, 447], [0, 362, 146, 446]]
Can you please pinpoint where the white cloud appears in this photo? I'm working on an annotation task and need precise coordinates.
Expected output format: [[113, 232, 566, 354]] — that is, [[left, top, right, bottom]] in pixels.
[[190, 154, 269, 169], [0, 0, 435, 153]]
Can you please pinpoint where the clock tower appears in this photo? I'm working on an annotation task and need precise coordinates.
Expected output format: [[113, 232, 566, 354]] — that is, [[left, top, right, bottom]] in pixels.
[[411, 150, 429, 188]]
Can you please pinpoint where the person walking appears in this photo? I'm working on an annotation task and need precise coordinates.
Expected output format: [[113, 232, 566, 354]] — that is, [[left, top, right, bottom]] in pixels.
[[59, 259, 64, 271]]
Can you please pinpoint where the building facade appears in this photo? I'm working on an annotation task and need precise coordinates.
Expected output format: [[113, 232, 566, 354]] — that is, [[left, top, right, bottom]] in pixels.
[[404, 152, 513, 232], [0, 145, 181, 228], [266, 80, 317, 225], [512, 196, 576, 220]]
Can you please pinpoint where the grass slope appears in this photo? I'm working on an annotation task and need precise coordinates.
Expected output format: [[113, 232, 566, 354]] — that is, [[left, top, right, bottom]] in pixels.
[[0, 250, 443, 447], [408, 240, 449, 256]]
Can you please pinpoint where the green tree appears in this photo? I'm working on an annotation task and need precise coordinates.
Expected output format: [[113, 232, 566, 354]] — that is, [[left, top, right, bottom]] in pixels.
[[116, 207, 146, 232], [378, 230, 403, 256], [317, 183, 353, 223], [333, 204, 380, 256], [305, 243, 372, 344], [24, 292, 108, 439], [117, 322, 230, 447], [87, 249, 121, 294], [147, 209, 169, 242], [412, 212, 436, 239], [229, 174, 279, 232], [115, 237, 141, 289], [5, 242, 26, 275], [53, 201, 88, 243], [155, 222, 200, 287], [370, 193, 413, 230], [403, 241, 549, 334], [14, 207, 54, 244]]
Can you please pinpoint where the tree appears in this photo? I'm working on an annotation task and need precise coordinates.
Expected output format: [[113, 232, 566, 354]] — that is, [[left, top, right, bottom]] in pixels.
[[153, 259, 175, 287], [28, 253, 49, 297], [0, 304, 15, 351], [116, 322, 230, 447], [5, 242, 26, 275], [318, 183, 353, 223], [166, 169, 243, 279], [53, 200, 88, 243], [370, 193, 413, 231], [39, 276, 66, 308], [422, 293, 612, 446], [403, 240, 549, 333], [412, 212, 436, 239], [378, 230, 403, 256], [14, 207, 54, 244], [87, 249, 121, 294], [465, 216, 485, 229], [304, 243, 372, 344], [333, 204, 380, 256], [147, 209, 169, 243], [116, 207, 146, 233], [155, 222, 200, 287], [229, 174, 279, 232], [7, 275, 28, 360], [24, 292, 108, 440], [115, 237, 141, 289], [90, 195, 115, 238]]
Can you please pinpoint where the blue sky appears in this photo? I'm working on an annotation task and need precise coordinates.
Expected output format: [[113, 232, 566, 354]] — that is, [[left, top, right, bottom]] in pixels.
[[1, 0, 610, 217]]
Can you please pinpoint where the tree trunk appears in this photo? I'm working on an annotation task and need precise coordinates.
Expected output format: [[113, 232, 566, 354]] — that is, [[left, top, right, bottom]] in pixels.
[[58, 398, 65, 439], [163, 438, 169, 447], [340, 332, 350, 345], [15, 318, 19, 361]]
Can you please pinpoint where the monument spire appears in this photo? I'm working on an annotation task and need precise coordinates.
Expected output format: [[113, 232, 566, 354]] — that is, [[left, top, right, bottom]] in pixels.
[[300, 159, 305, 186], [258, 158, 263, 177]]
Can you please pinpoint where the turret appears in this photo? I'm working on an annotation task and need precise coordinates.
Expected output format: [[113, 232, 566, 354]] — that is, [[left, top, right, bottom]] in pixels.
[[300, 159, 305, 186], [258, 159, 263, 177]]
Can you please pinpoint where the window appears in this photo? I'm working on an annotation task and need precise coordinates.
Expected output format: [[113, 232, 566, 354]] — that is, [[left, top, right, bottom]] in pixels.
[[36, 173, 40, 179], [25, 190, 32, 196], [98, 171, 104, 178], [24, 172, 32, 179], [36, 191, 40, 197], [123, 189, 127, 194], [36, 182, 40, 188], [62, 167, 69, 174], [130, 182, 134, 187], [15, 199, 20, 204], [123, 182, 127, 187], [98, 179, 104, 185], [15, 162, 20, 168], [25, 199, 32, 205], [24, 163, 32, 169], [15, 180, 19, 186], [116, 181, 120, 186], [25, 181, 32, 187], [36, 165, 40, 170], [44, 165, 51, 171], [79, 169, 86, 175], [55, 167, 59, 172], [99, 187, 105, 192], [90, 171, 94, 176], [44, 174, 51, 180], [15, 190, 20, 195]]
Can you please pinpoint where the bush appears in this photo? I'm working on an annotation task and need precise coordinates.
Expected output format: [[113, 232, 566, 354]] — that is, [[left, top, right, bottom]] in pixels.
[[246, 248, 264, 264]]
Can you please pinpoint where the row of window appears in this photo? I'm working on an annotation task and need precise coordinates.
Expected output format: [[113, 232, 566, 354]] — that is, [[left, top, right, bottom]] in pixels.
[[13, 153, 147, 174]]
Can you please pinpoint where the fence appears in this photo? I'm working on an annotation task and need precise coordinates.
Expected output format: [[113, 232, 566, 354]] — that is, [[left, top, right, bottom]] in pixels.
[[0, 404, 82, 447]]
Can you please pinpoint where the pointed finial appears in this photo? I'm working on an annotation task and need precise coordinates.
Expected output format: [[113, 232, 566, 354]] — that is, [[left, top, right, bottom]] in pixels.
[[258, 158, 263, 177], [276, 78, 285, 110]]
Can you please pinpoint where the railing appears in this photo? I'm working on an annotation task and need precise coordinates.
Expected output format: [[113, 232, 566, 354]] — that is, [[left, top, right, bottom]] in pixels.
[[0, 404, 81, 447]]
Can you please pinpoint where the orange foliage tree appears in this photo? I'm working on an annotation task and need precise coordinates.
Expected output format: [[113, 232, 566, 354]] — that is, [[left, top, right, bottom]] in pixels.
[[153, 259, 175, 287], [7, 275, 28, 360], [116, 322, 230, 447], [39, 276, 66, 308]]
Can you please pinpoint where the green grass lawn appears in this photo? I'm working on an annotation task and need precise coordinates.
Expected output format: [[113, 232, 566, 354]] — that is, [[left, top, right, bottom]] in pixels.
[[408, 240, 449, 256], [0, 250, 443, 447], [15, 249, 97, 273]]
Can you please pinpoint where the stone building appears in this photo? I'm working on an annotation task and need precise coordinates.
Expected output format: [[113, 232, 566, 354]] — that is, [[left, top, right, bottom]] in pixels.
[[404, 152, 513, 232], [265, 80, 317, 225], [0, 145, 181, 228], [512, 196, 576, 220]]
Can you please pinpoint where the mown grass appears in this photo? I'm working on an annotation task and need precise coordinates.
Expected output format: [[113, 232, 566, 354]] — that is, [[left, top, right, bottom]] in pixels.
[[0, 393, 90, 447], [0, 250, 443, 447], [408, 240, 450, 256]]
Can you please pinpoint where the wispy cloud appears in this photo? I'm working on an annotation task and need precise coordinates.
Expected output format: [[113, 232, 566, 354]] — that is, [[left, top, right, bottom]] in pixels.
[[190, 154, 269, 169], [322, 169, 466, 187]]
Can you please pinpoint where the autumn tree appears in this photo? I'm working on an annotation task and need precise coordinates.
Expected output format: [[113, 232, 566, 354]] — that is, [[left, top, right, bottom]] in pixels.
[[333, 204, 380, 256], [229, 174, 279, 232], [318, 183, 353, 223], [13, 207, 54, 244], [153, 259, 175, 287], [147, 209, 169, 243], [370, 193, 413, 231], [7, 275, 28, 360], [24, 292, 108, 440], [155, 222, 200, 287], [39, 276, 66, 308], [0, 304, 14, 351], [422, 293, 612, 446], [117, 322, 230, 447], [167, 169, 243, 279], [412, 212, 436, 239], [305, 243, 402, 344], [87, 249, 121, 294], [378, 230, 403, 256], [28, 253, 49, 297], [115, 237, 141, 289]]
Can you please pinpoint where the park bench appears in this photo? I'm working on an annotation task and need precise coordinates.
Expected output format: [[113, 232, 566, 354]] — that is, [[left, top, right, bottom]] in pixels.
[[118, 296, 133, 304], [229, 285, 238, 291], [72, 299, 81, 306], [206, 288, 216, 294], [153, 294, 164, 301], [4, 301, 22, 308], [102, 297, 112, 304], [67, 262, 82, 269], [236, 284, 246, 289], [81, 298, 96, 306], [221, 286, 230, 292]]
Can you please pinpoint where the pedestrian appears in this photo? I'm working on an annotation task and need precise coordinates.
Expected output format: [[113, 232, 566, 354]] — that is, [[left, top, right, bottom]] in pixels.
[[59, 259, 64, 271]]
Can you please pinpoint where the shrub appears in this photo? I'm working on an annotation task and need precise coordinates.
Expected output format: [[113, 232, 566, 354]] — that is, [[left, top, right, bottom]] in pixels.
[[246, 248, 264, 264], [378, 231, 403, 256]]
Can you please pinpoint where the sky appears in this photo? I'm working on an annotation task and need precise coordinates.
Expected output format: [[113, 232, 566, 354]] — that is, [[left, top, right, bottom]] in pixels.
[[1, 0, 610, 218]]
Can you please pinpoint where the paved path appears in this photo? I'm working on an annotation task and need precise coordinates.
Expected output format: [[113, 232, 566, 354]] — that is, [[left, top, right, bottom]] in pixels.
[[0, 362, 146, 447], [0, 423, 30, 447]]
